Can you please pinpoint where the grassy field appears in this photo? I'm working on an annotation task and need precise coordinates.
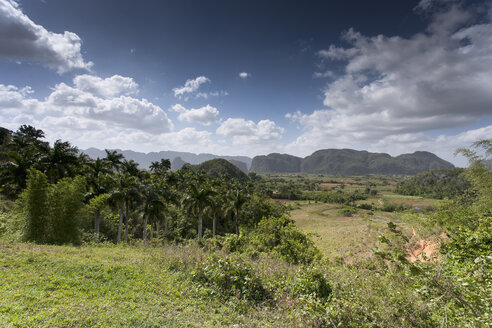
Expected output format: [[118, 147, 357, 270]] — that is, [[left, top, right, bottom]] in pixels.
[[290, 202, 390, 262], [290, 196, 442, 263], [0, 242, 297, 327]]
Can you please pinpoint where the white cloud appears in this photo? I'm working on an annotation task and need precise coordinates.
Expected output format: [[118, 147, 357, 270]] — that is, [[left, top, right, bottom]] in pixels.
[[370, 125, 492, 167], [173, 76, 210, 97], [239, 72, 250, 79], [0, 74, 173, 136], [313, 70, 334, 78], [216, 118, 284, 145], [290, 4, 492, 157], [73, 74, 139, 98], [171, 104, 219, 125], [0, 0, 93, 73]]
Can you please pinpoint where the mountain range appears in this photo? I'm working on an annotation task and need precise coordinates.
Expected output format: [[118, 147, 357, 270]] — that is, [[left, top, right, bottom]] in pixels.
[[83, 148, 454, 175], [83, 148, 252, 170], [250, 149, 454, 175]]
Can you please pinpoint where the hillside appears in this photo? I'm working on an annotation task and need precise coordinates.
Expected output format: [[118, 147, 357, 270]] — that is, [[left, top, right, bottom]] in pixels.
[[249, 153, 303, 173], [194, 158, 248, 180], [83, 148, 252, 170], [396, 168, 470, 199], [171, 156, 188, 170], [251, 149, 454, 175]]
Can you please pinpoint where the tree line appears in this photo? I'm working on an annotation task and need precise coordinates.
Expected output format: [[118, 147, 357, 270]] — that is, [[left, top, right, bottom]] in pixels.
[[0, 125, 286, 245]]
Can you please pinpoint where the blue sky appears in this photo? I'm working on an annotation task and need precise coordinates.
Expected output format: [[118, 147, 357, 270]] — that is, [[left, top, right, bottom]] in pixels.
[[1, 0, 491, 166]]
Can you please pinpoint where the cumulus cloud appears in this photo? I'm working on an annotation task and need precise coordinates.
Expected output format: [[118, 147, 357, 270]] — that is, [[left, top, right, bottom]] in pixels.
[[289, 3, 492, 156], [216, 118, 284, 145], [370, 125, 492, 167], [170, 104, 219, 125], [0, 74, 173, 136], [73, 74, 139, 98], [0, 0, 93, 73], [239, 72, 250, 79], [0, 78, 227, 155], [173, 76, 210, 97]]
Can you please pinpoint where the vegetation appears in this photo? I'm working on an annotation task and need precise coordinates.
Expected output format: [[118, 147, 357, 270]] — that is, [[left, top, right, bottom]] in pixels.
[[251, 148, 454, 175], [396, 168, 471, 199], [250, 153, 302, 173], [0, 125, 490, 327], [193, 158, 248, 181]]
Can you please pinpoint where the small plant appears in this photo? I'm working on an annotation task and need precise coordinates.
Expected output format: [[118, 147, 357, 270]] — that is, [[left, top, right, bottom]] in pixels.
[[291, 266, 332, 302], [338, 206, 358, 217], [192, 255, 266, 302]]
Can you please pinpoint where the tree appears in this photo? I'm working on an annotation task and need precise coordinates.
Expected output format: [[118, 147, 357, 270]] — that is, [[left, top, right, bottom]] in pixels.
[[183, 182, 215, 240], [142, 184, 165, 245], [227, 188, 248, 236], [19, 169, 49, 243], [104, 149, 124, 171], [0, 126, 49, 197], [46, 176, 86, 245], [19, 169, 86, 245], [150, 159, 171, 177], [120, 162, 142, 243], [88, 193, 110, 241], [40, 140, 79, 184]]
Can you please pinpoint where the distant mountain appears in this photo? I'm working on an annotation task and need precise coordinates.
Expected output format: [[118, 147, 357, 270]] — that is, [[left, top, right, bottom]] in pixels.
[[83, 148, 251, 171], [84, 147, 454, 176], [193, 159, 248, 181], [250, 153, 302, 173], [251, 149, 454, 175], [228, 159, 248, 173], [171, 157, 188, 170]]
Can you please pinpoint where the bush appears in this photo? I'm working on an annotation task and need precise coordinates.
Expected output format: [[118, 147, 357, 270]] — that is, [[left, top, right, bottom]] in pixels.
[[250, 216, 321, 265], [18, 169, 87, 245], [192, 255, 266, 302], [291, 266, 332, 301], [19, 169, 49, 243], [338, 206, 357, 217]]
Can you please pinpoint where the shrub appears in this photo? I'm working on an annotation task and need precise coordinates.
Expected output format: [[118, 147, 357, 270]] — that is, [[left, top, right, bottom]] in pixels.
[[18, 169, 87, 245], [19, 169, 49, 243], [291, 266, 332, 301], [192, 255, 266, 302], [338, 206, 358, 217], [250, 216, 321, 265], [47, 176, 87, 245]]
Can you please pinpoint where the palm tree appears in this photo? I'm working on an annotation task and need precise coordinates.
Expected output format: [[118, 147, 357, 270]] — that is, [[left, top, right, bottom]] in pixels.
[[227, 188, 248, 236], [108, 181, 125, 244], [142, 184, 165, 246], [107, 172, 140, 244], [183, 182, 215, 240], [104, 149, 124, 172], [149, 159, 171, 177], [41, 140, 79, 184]]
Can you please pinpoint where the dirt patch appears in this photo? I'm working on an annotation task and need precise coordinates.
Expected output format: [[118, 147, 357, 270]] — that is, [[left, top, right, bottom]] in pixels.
[[393, 199, 419, 206], [407, 238, 440, 262]]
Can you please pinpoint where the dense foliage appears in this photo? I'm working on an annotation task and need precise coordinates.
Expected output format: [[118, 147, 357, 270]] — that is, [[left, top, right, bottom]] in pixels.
[[396, 168, 470, 199]]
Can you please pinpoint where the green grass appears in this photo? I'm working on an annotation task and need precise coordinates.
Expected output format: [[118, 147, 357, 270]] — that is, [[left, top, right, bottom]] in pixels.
[[290, 200, 441, 263], [0, 242, 297, 327], [290, 202, 390, 262]]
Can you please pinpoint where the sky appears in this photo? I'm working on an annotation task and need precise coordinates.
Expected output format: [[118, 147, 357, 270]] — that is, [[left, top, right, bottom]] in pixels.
[[0, 0, 491, 166]]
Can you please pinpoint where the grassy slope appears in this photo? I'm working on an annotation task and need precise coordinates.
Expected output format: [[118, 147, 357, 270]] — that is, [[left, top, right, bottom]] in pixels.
[[290, 202, 389, 262], [0, 243, 292, 327], [290, 197, 441, 263]]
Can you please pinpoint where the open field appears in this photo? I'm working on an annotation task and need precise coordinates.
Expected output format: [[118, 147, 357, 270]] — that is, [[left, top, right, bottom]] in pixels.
[[0, 242, 297, 327]]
